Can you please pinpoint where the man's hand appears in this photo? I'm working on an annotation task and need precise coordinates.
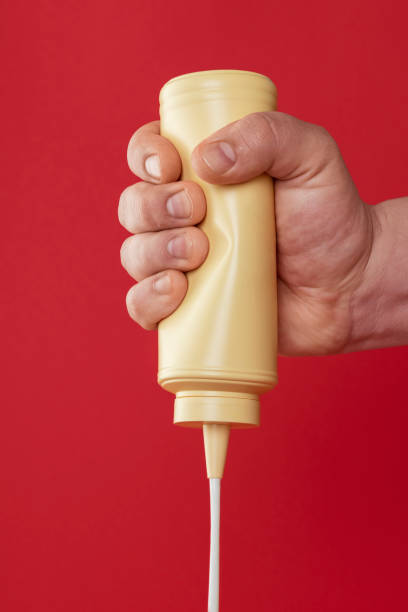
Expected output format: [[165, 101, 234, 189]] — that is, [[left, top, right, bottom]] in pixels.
[[119, 112, 377, 356]]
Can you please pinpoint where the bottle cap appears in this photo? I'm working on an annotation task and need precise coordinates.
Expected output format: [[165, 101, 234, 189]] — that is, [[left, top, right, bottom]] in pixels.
[[173, 390, 260, 428]]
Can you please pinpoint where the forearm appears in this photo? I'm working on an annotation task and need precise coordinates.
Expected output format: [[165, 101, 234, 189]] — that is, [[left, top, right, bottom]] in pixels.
[[346, 197, 408, 352]]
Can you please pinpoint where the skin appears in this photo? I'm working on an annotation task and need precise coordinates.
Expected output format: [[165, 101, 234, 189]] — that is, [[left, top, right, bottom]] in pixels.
[[119, 112, 408, 356]]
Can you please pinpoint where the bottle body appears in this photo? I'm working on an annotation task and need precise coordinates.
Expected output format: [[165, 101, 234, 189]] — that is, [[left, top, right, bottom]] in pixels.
[[158, 70, 278, 428]]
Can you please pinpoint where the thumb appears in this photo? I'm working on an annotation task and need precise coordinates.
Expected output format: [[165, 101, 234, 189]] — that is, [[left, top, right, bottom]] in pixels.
[[191, 111, 342, 185]]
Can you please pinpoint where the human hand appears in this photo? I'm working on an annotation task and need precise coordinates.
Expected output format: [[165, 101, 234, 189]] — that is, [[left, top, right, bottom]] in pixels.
[[119, 112, 375, 356]]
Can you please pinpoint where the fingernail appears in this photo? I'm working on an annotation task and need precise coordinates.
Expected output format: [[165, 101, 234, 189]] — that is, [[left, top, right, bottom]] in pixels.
[[153, 273, 171, 294], [201, 141, 236, 173], [145, 154, 161, 179], [166, 191, 192, 218], [167, 235, 191, 258]]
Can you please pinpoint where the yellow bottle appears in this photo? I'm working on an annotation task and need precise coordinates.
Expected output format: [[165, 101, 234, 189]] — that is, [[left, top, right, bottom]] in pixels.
[[158, 70, 278, 478]]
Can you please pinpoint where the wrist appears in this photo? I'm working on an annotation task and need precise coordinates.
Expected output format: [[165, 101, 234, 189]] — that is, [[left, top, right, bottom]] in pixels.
[[345, 197, 408, 352]]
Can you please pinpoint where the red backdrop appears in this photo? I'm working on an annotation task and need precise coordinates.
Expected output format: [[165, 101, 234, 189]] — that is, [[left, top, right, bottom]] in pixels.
[[2, 1, 408, 610]]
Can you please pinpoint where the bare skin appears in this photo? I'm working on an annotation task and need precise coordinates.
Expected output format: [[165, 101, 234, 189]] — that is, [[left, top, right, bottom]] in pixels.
[[119, 112, 408, 355]]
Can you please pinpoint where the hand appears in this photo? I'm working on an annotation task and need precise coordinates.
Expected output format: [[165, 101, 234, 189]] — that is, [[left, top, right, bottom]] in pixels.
[[119, 112, 376, 356]]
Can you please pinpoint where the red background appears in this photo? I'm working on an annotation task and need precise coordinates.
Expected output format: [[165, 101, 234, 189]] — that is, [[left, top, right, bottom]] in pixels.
[[2, 1, 408, 610]]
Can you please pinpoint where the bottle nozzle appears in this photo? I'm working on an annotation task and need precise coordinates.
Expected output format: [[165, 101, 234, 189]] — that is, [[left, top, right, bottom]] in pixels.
[[203, 423, 231, 479]]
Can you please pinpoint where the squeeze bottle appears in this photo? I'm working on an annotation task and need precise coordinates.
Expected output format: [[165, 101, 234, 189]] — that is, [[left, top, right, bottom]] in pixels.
[[158, 70, 278, 478]]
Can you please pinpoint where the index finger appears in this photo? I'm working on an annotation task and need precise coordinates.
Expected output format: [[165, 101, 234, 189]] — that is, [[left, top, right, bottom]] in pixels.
[[127, 120, 182, 184]]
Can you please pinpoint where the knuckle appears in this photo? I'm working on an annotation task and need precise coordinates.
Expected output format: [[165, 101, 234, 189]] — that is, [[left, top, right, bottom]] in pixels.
[[126, 290, 145, 327], [120, 237, 131, 268], [135, 191, 153, 231], [126, 127, 148, 173], [258, 111, 282, 149], [127, 123, 147, 151], [132, 182, 154, 232], [314, 125, 338, 156], [118, 186, 133, 228], [131, 238, 146, 280], [134, 183, 163, 232], [235, 112, 276, 154], [314, 124, 331, 140], [309, 125, 341, 177], [120, 236, 143, 279], [119, 182, 158, 234], [126, 287, 155, 330], [126, 136, 138, 171], [136, 189, 161, 231], [246, 111, 270, 131], [126, 121, 161, 177]]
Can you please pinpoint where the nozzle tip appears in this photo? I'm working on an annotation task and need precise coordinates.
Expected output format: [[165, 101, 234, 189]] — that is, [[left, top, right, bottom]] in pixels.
[[203, 424, 231, 479]]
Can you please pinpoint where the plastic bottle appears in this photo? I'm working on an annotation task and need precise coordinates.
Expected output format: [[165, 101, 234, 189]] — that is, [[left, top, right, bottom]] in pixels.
[[158, 69, 278, 478]]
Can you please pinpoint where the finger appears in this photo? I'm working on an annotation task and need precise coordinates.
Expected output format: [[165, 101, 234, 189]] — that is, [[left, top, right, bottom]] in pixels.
[[127, 120, 182, 184], [120, 226, 208, 281], [126, 270, 187, 330], [191, 111, 347, 185], [118, 180, 206, 234]]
